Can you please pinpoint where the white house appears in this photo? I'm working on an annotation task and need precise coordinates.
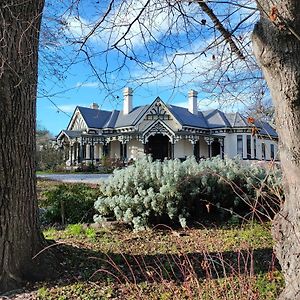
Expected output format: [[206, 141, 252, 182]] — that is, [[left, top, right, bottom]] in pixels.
[[56, 88, 278, 165]]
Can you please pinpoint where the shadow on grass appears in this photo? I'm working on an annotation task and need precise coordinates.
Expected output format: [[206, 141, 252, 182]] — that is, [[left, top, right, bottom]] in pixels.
[[47, 241, 279, 287]]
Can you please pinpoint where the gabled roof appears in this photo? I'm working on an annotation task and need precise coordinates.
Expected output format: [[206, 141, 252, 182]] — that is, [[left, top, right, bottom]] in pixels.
[[168, 105, 208, 128], [77, 106, 151, 129], [64, 99, 277, 138], [115, 106, 149, 127], [255, 120, 278, 137], [202, 109, 231, 128], [224, 112, 249, 127], [132, 97, 183, 128], [103, 110, 120, 128], [57, 130, 81, 140], [77, 106, 112, 128]]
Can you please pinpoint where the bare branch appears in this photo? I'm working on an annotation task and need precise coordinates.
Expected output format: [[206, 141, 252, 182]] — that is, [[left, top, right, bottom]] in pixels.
[[196, 0, 245, 60]]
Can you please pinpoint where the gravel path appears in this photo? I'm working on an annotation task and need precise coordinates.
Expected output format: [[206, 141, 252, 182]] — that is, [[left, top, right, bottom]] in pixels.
[[37, 173, 112, 184]]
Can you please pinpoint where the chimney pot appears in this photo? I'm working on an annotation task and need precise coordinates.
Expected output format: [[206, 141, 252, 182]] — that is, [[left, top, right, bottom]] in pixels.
[[90, 102, 99, 110], [123, 87, 133, 115], [188, 90, 198, 115]]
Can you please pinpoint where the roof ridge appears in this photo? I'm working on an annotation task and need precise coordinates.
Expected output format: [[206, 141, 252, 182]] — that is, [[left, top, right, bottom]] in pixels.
[[103, 110, 120, 128], [233, 112, 238, 127], [78, 106, 113, 113]]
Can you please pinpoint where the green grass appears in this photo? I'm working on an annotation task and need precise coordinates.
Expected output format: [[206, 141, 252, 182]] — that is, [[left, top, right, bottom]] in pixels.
[[26, 222, 285, 300], [44, 224, 97, 241]]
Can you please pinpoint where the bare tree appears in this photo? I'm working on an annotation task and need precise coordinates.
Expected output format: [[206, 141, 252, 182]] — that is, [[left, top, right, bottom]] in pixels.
[[253, 2, 300, 299], [0, 0, 57, 292], [1, 0, 300, 297], [60, 1, 300, 298]]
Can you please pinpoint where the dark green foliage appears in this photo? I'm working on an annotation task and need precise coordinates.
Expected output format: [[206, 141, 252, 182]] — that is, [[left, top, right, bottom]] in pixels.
[[36, 127, 64, 171], [36, 146, 64, 171], [42, 184, 100, 225]]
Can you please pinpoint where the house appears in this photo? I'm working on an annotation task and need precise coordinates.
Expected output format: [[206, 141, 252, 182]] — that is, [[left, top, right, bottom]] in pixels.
[[56, 88, 278, 165]]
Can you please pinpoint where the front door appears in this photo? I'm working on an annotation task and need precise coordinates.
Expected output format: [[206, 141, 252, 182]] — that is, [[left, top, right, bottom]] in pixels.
[[147, 134, 171, 160], [211, 139, 221, 157]]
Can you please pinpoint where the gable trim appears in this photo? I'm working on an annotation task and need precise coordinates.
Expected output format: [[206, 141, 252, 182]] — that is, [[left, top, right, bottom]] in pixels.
[[142, 119, 175, 143], [67, 107, 89, 131], [133, 97, 182, 128]]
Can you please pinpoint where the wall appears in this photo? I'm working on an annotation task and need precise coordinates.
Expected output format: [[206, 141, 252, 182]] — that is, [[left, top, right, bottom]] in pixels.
[[110, 140, 121, 158], [256, 138, 278, 160], [199, 137, 209, 158], [223, 133, 237, 158], [94, 144, 103, 159], [174, 139, 193, 158], [223, 132, 278, 160], [128, 139, 145, 159]]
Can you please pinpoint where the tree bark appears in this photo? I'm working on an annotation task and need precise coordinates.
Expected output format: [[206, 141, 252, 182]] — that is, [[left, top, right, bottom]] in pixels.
[[253, 1, 300, 299], [0, 0, 56, 293]]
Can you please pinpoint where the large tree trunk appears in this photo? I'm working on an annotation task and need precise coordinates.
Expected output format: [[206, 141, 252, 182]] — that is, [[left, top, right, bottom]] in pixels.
[[0, 0, 56, 293], [253, 1, 300, 299]]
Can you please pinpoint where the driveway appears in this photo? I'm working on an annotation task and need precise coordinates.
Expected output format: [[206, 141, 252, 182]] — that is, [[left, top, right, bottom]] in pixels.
[[37, 173, 112, 184]]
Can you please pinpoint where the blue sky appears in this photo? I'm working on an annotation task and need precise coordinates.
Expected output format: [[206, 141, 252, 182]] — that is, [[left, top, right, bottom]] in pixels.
[[37, 0, 260, 135]]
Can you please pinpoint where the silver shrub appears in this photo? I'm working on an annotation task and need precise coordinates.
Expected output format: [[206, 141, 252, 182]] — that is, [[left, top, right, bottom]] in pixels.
[[94, 156, 282, 231]]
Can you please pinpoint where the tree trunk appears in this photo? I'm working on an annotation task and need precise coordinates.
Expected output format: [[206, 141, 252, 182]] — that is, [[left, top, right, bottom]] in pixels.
[[0, 0, 56, 293], [253, 1, 300, 299]]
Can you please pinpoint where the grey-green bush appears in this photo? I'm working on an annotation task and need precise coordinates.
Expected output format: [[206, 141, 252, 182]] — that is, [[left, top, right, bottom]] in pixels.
[[94, 156, 282, 231]]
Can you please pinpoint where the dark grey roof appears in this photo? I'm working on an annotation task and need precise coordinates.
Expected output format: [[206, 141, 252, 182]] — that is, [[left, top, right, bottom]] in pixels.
[[225, 112, 249, 127], [115, 106, 149, 127], [255, 120, 278, 137], [58, 130, 81, 139], [168, 105, 208, 128], [202, 109, 231, 128], [70, 102, 277, 138], [224, 112, 237, 127], [103, 110, 120, 128], [77, 106, 112, 128]]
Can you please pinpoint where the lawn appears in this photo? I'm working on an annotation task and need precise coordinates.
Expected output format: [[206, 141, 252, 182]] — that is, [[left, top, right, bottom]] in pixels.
[[8, 221, 283, 300], [6, 178, 283, 299]]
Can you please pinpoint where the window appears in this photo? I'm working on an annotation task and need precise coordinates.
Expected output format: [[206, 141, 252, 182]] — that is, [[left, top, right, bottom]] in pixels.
[[237, 135, 243, 157], [262, 142, 266, 160], [270, 144, 275, 160], [254, 137, 257, 159], [247, 135, 251, 159]]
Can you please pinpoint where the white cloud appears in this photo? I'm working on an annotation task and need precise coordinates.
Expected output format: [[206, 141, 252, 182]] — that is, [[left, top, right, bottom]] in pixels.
[[172, 101, 188, 108], [75, 81, 99, 88], [65, 16, 101, 43], [130, 37, 216, 87], [64, 0, 200, 50], [56, 104, 83, 113], [62, 1, 260, 110]]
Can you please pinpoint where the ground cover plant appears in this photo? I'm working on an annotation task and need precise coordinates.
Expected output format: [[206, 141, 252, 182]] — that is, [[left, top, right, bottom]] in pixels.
[[94, 157, 283, 231], [25, 159, 284, 300], [6, 221, 284, 299], [4, 179, 284, 299]]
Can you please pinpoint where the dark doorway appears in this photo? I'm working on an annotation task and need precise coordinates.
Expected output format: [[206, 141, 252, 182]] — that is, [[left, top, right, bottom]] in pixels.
[[211, 139, 221, 157], [147, 134, 171, 160], [193, 141, 200, 160]]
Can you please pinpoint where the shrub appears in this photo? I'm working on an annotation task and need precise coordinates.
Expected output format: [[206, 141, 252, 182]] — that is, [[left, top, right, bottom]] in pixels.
[[94, 156, 283, 231], [42, 183, 100, 225], [75, 162, 99, 173], [36, 146, 64, 171]]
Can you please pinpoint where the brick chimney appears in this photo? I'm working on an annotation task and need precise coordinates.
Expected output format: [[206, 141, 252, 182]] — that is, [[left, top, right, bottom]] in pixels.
[[188, 90, 198, 115], [123, 87, 133, 115]]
